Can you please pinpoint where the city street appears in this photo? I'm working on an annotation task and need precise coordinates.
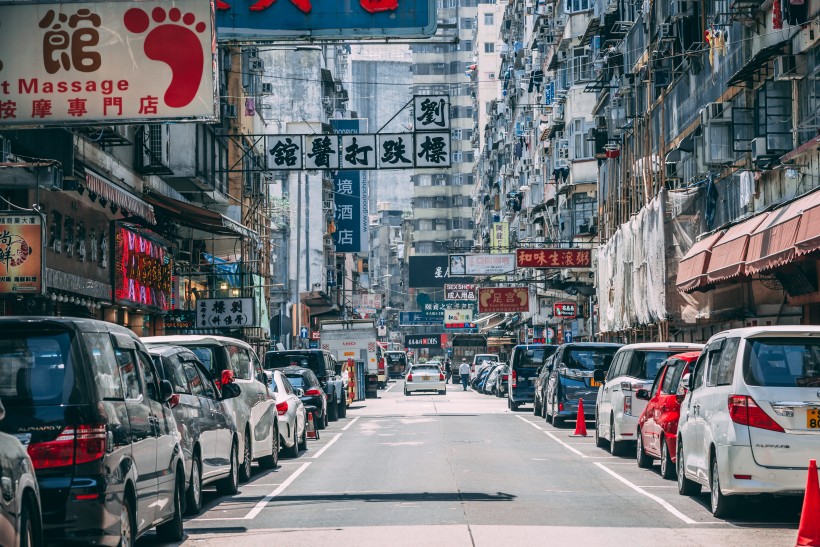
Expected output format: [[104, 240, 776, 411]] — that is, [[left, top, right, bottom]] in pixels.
[[144, 382, 801, 547]]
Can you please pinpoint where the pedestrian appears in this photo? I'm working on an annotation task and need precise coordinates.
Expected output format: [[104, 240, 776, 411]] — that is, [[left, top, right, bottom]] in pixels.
[[459, 359, 470, 391]]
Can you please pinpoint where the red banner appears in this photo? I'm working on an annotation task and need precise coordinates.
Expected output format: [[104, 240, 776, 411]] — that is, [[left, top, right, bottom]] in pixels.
[[516, 248, 592, 268], [478, 287, 530, 313]]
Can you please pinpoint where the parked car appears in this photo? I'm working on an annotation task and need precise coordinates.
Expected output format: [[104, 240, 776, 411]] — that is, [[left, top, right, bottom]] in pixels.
[[269, 369, 307, 458], [405, 364, 447, 395], [282, 367, 328, 429], [544, 343, 621, 424], [483, 364, 504, 395], [470, 361, 496, 390], [143, 335, 279, 483], [148, 345, 243, 515], [385, 351, 408, 379], [265, 350, 346, 421], [595, 342, 703, 455], [0, 396, 42, 547], [635, 352, 700, 479], [471, 353, 499, 380], [0, 317, 185, 546], [493, 365, 510, 398], [509, 344, 558, 410], [677, 327, 820, 518]]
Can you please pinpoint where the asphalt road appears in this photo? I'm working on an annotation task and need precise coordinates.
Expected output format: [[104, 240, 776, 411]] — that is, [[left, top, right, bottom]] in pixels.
[[142, 380, 802, 546]]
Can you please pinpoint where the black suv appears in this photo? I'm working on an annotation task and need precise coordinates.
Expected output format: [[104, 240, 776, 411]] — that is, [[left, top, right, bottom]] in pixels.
[[508, 344, 558, 410], [265, 350, 346, 422], [0, 317, 185, 546], [280, 366, 328, 429]]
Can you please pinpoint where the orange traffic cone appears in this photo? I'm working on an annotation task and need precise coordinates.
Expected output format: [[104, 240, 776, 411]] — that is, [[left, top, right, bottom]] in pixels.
[[306, 410, 319, 440], [570, 398, 588, 437], [797, 459, 820, 546]]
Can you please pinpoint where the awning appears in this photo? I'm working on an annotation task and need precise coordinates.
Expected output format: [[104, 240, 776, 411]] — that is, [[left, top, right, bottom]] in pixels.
[[143, 190, 259, 242], [745, 190, 820, 275], [706, 213, 770, 284], [579, 17, 600, 47], [676, 230, 725, 293], [726, 42, 790, 87], [85, 171, 155, 224], [795, 191, 820, 256]]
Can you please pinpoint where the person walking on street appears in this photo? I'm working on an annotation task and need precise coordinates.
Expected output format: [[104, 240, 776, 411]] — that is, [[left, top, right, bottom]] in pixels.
[[459, 360, 470, 391]]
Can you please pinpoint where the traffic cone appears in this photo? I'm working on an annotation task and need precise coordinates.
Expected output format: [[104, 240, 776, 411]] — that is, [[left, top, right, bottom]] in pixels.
[[570, 398, 588, 437], [306, 410, 318, 440], [797, 459, 820, 546]]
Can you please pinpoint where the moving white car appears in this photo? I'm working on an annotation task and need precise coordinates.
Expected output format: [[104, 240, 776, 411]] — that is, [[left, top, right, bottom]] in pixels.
[[269, 369, 307, 459], [595, 342, 702, 455], [676, 327, 820, 518], [404, 364, 447, 395]]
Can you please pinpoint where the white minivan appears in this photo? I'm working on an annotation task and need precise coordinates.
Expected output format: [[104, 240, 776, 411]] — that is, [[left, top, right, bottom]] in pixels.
[[676, 327, 820, 517]]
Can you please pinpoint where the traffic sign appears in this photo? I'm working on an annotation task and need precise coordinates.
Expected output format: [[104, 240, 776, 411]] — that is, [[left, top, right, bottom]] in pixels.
[[300, 326, 309, 339]]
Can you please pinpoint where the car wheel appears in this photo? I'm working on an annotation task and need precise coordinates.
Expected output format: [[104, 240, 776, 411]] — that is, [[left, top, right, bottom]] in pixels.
[[609, 416, 625, 456], [259, 423, 279, 469], [660, 439, 676, 480], [298, 419, 308, 451], [533, 397, 541, 416], [20, 493, 41, 547], [185, 455, 202, 516], [594, 417, 606, 448], [553, 416, 564, 427], [216, 441, 239, 495], [286, 426, 300, 458], [328, 395, 339, 422], [339, 396, 347, 418], [239, 431, 253, 482], [508, 399, 519, 411], [677, 441, 701, 496], [710, 453, 736, 518], [118, 494, 134, 547], [156, 472, 184, 542], [404, 388, 409, 396], [636, 429, 653, 468]]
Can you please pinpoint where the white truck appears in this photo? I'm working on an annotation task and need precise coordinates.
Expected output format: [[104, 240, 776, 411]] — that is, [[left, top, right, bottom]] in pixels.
[[320, 319, 382, 398]]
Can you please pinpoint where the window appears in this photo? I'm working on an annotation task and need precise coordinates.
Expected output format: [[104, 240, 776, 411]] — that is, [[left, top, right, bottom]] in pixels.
[[606, 353, 623, 381], [649, 371, 663, 398], [744, 338, 820, 387], [166, 355, 191, 394], [571, 118, 592, 159], [228, 346, 252, 380], [460, 17, 474, 29], [484, 12, 494, 24], [85, 333, 123, 400], [626, 351, 679, 381], [0, 331, 75, 406], [488, 72, 496, 79], [484, 42, 495, 53], [660, 361, 680, 394], [708, 338, 739, 386], [196, 366, 218, 399], [566, 0, 591, 12], [461, 40, 473, 52], [573, 195, 596, 235], [184, 361, 205, 396], [115, 349, 141, 400], [137, 352, 160, 402], [570, 47, 592, 83], [691, 354, 707, 390]]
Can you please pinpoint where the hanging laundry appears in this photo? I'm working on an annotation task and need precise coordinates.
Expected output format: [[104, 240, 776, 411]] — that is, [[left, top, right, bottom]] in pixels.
[[739, 170, 754, 207], [773, 0, 783, 29]]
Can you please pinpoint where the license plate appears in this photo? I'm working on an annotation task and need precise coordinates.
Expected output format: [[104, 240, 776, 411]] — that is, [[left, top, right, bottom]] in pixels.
[[528, 377, 537, 381], [809, 408, 820, 429], [422, 376, 430, 381], [589, 379, 601, 387]]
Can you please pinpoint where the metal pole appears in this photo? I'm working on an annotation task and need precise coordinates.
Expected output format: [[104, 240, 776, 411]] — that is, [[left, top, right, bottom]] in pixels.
[[295, 172, 302, 349]]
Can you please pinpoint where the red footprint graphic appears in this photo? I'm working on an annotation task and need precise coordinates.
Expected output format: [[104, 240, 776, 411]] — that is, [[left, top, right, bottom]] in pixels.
[[123, 7, 207, 109]]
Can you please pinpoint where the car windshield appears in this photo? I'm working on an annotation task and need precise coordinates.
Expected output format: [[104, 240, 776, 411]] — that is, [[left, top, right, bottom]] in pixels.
[[386, 352, 406, 364], [565, 348, 618, 371], [0, 331, 77, 406], [744, 338, 820, 387], [285, 374, 306, 388], [185, 345, 221, 376], [412, 366, 441, 373], [635, 351, 683, 381]]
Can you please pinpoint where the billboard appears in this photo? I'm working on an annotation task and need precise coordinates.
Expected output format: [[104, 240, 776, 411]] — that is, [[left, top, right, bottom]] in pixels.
[[113, 223, 173, 311], [516, 248, 592, 268], [444, 308, 475, 330], [478, 287, 530, 313], [450, 253, 515, 275], [421, 300, 476, 321], [404, 334, 442, 349], [0, 213, 43, 295], [444, 283, 476, 300], [490, 222, 509, 253], [215, 0, 435, 40], [553, 301, 577, 318], [398, 311, 439, 326], [408, 255, 472, 288], [0, 1, 217, 127], [331, 119, 369, 254], [196, 297, 256, 328]]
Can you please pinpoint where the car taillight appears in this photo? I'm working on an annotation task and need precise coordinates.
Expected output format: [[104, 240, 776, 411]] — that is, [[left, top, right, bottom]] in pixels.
[[304, 388, 322, 397], [407, 374, 413, 382], [378, 358, 385, 372], [28, 425, 107, 469], [502, 374, 508, 381], [728, 395, 784, 432], [512, 370, 517, 388], [439, 373, 445, 381], [623, 395, 632, 416], [276, 401, 289, 416], [621, 381, 644, 391]]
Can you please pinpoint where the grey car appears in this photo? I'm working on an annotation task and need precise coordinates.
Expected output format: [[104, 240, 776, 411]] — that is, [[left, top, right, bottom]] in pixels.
[[0, 397, 42, 547], [149, 346, 244, 515]]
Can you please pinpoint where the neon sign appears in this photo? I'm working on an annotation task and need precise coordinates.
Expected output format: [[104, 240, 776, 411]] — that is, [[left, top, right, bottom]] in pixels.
[[113, 223, 173, 311]]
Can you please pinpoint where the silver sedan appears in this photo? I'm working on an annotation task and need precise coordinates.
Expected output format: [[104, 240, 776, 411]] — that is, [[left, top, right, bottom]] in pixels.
[[404, 364, 447, 395], [269, 370, 307, 458]]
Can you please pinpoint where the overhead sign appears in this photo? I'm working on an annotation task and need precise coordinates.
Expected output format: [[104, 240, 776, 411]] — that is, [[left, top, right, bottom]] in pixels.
[[331, 119, 369, 254], [196, 297, 256, 328], [450, 253, 515, 275], [553, 301, 577, 318], [421, 300, 476, 321], [408, 255, 473, 288], [516, 248, 592, 268], [413, 95, 450, 131], [0, 1, 217, 127], [353, 293, 382, 308], [0, 213, 43, 295], [113, 223, 173, 311], [444, 308, 474, 329], [478, 287, 530, 313], [490, 222, 509, 253], [399, 311, 439, 326], [444, 283, 476, 300], [404, 334, 442, 349], [215, 0, 435, 40]]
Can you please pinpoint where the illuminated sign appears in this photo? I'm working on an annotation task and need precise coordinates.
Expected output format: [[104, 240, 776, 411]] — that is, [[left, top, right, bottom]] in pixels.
[[113, 223, 173, 311], [444, 283, 476, 300], [478, 287, 530, 313], [0, 214, 43, 295], [516, 248, 592, 268], [553, 301, 577, 318]]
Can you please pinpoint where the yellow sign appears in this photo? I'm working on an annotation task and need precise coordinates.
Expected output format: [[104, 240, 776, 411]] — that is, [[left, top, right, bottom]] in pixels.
[[490, 222, 509, 253], [0, 214, 42, 295]]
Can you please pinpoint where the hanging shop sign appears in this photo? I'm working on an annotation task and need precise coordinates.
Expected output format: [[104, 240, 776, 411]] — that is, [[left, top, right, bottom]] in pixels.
[[421, 300, 476, 321], [404, 334, 442, 349], [163, 310, 196, 329], [398, 311, 439, 326], [444, 308, 475, 330], [196, 297, 256, 328], [444, 283, 476, 300], [490, 222, 509, 253], [353, 293, 382, 309], [553, 301, 577, 318], [478, 287, 530, 313], [0, 1, 217, 127], [408, 255, 473, 288], [516, 248, 592, 268], [113, 223, 173, 311], [0, 213, 43, 295], [449, 253, 515, 275], [330, 118, 369, 254]]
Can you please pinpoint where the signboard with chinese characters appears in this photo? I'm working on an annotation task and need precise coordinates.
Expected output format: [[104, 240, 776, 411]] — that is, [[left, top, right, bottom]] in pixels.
[[399, 311, 439, 326], [403, 334, 442, 349], [421, 300, 476, 321], [490, 222, 509, 253], [266, 136, 304, 170], [331, 119, 369, 254], [163, 310, 196, 330], [215, 0, 435, 40], [444, 308, 475, 330], [0, 1, 217, 127], [516, 248, 592, 268], [113, 223, 173, 311], [450, 253, 515, 276], [305, 134, 340, 170], [0, 213, 43, 295], [196, 298, 256, 328], [553, 301, 577, 318], [478, 287, 530, 313], [444, 283, 476, 300], [408, 255, 472, 288], [377, 134, 414, 169], [353, 293, 382, 309], [414, 132, 451, 168], [413, 95, 450, 131]]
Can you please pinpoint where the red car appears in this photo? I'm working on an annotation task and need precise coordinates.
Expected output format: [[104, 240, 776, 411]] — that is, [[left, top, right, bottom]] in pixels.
[[635, 351, 700, 479]]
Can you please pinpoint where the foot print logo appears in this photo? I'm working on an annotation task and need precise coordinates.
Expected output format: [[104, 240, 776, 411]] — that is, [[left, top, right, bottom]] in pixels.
[[123, 7, 207, 109]]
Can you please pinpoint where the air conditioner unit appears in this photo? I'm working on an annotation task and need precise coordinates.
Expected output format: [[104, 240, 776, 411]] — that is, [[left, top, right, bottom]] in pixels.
[[249, 58, 265, 71], [773, 55, 806, 81], [751, 137, 777, 162], [700, 102, 731, 124], [261, 82, 273, 94], [793, 21, 820, 54]]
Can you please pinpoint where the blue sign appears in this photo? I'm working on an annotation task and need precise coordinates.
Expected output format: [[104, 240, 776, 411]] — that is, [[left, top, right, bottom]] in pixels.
[[564, 331, 573, 343], [399, 312, 439, 326], [215, 0, 435, 40], [300, 326, 309, 339], [331, 119, 368, 254]]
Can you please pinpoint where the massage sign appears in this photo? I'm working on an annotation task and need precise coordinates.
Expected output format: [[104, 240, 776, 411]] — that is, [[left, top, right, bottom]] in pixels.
[[0, 1, 217, 126], [113, 224, 173, 311]]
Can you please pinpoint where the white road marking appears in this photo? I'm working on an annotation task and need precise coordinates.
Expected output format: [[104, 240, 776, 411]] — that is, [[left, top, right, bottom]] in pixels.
[[342, 416, 360, 431], [243, 462, 312, 520], [543, 430, 588, 458], [515, 415, 543, 430], [384, 383, 396, 392], [238, 483, 282, 487], [593, 462, 697, 524], [311, 433, 342, 459]]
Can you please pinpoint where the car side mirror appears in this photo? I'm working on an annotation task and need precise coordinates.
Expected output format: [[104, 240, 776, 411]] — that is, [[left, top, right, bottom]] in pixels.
[[160, 379, 174, 403], [683, 372, 693, 391], [295, 388, 305, 397], [263, 370, 273, 384], [677, 373, 691, 403], [593, 369, 605, 383], [635, 388, 650, 401], [221, 382, 242, 400]]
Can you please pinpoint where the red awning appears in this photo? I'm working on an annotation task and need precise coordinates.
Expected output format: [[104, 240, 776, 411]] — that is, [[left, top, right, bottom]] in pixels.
[[676, 230, 725, 293], [795, 191, 820, 257], [706, 213, 770, 284], [85, 171, 155, 224], [745, 191, 820, 275]]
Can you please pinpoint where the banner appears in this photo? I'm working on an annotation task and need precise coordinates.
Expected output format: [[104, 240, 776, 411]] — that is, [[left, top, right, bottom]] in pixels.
[[196, 297, 256, 328], [444, 283, 476, 300], [490, 222, 509, 253], [450, 253, 515, 275], [408, 255, 472, 288], [478, 287, 530, 313], [404, 334, 442, 349], [0, 213, 43, 294], [331, 119, 369, 254], [516, 248, 592, 268]]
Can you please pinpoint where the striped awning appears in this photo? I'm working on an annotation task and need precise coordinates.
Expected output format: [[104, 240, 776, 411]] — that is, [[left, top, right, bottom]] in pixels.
[[85, 171, 155, 224]]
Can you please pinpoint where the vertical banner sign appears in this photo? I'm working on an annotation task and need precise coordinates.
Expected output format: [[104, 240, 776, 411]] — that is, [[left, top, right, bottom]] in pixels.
[[113, 223, 173, 311], [490, 222, 509, 253], [331, 119, 368, 254], [0, 213, 43, 294]]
